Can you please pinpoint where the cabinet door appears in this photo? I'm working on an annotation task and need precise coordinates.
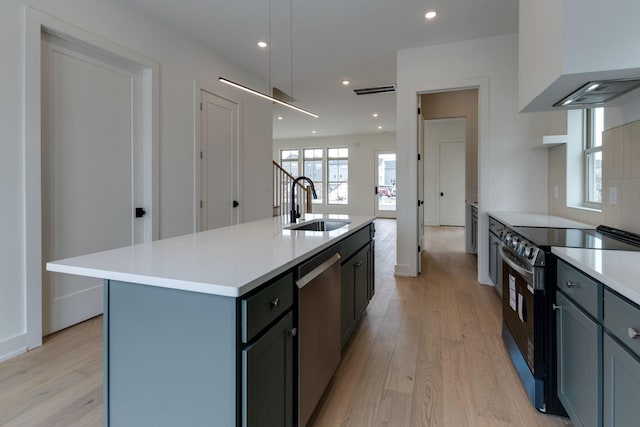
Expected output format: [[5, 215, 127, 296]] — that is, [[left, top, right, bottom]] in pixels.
[[341, 260, 355, 344], [556, 292, 601, 427], [242, 311, 293, 427], [488, 233, 498, 284], [367, 241, 375, 301], [471, 215, 478, 253], [603, 333, 640, 427], [353, 247, 369, 319]]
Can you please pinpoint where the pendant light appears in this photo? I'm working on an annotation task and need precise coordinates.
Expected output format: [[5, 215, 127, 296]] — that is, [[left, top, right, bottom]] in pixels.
[[219, 0, 318, 118]]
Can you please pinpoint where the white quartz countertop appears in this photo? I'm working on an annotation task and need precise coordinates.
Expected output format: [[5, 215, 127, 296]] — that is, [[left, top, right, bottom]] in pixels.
[[489, 211, 594, 229], [47, 214, 374, 297], [552, 247, 640, 306]]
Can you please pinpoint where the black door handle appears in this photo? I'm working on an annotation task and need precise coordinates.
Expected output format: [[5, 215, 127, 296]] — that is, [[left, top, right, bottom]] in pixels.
[[374, 186, 378, 195], [135, 207, 146, 218], [440, 192, 444, 197], [233, 200, 239, 208]]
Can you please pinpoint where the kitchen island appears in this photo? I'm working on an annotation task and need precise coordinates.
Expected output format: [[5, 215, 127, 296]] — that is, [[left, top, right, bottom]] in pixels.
[[47, 214, 375, 427]]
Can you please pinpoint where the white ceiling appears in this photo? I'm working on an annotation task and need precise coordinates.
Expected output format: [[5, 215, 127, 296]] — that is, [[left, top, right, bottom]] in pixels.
[[117, 0, 518, 139]]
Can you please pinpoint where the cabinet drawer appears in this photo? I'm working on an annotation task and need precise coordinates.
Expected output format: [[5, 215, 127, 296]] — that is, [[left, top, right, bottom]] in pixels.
[[604, 289, 640, 359], [489, 216, 505, 236], [241, 273, 293, 343], [557, 259, 601, 319], [340, 225, 372, 262]]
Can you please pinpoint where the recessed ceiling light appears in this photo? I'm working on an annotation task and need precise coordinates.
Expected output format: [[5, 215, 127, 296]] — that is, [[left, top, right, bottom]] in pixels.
[[257, 41, 268, 48], [372, 113, 379, 118], [425, 11, 437, 20], [342, 80, 350, 86], [277, 116, 283, 120], [378, 125, 383, 130], [312, 130, 316, 134]]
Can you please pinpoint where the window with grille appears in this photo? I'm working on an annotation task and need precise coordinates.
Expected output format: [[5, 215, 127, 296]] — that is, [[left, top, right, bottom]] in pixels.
[[327, 148, 348, 205]]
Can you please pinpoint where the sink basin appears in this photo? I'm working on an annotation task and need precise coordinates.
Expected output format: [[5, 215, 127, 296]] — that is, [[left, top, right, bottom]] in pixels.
[[285, 219, 351, 232]]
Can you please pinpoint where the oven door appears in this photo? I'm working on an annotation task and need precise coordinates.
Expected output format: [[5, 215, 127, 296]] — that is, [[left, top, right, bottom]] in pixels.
[[501, 249, 537, 372]]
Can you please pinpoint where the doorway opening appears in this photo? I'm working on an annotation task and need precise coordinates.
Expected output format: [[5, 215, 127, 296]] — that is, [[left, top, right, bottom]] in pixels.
[[419, 88, 478, 255], [374, 152, 396, 218]]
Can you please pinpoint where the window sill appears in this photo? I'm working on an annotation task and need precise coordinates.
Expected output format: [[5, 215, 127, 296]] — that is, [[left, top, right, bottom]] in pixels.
[[567, 204, 602, 213]]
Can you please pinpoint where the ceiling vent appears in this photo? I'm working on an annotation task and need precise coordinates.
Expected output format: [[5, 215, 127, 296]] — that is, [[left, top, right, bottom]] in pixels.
[[353, 84, 396, 95], [554, 79, 640, 107]]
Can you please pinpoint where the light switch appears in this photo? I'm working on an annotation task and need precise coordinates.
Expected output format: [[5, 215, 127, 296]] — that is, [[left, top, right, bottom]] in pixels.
[[609, 186, 618, 205]]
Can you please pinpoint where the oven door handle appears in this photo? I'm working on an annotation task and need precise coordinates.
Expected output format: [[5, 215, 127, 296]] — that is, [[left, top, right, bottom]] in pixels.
[[500, 245, 534, 283]]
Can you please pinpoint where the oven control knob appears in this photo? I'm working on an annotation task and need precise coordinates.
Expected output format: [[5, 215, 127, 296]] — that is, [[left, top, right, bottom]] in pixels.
[[523, 246, 533, 258]]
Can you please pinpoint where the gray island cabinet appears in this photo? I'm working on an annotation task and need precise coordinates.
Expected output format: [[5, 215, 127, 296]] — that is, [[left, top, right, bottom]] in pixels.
[[47, 215, 375, 427]]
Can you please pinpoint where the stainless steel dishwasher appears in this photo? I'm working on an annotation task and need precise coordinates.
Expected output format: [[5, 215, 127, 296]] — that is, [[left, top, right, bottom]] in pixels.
[[296, 249, 341, 427]]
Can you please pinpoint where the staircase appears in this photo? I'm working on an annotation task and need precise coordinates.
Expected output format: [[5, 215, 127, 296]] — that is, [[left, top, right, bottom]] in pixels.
[[273, 161, 312, 218]]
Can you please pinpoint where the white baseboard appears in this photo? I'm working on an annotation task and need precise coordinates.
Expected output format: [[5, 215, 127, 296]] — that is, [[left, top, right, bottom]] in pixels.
[[394, 264, 414, 277], [0, 333, 28, 363]]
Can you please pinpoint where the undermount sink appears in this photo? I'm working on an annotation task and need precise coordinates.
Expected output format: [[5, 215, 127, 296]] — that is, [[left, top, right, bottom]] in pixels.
[[285, 219, 351, 232]]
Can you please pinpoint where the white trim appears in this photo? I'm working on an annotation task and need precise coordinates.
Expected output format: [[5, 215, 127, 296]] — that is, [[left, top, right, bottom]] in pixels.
[[23, 6, 159, 349], [194, 79, 243, 232], [0, 333, 28, 363]]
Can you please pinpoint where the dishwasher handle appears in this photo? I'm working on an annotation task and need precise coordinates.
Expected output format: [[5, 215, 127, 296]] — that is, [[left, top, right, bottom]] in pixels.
[[296, 253, 341, 289]]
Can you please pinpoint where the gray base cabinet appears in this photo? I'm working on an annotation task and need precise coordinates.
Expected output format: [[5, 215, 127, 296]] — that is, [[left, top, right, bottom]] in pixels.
[[556, 259, 640, 427], [488, 216, 504, 295], [242, 312, 294, 427], [341, 225, 375, 347], [556, 291, 600, 427], [603, 333, 640, 427]]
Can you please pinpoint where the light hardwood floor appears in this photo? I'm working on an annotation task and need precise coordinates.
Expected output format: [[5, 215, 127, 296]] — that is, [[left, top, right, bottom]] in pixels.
[[0, 220, 572, 426]]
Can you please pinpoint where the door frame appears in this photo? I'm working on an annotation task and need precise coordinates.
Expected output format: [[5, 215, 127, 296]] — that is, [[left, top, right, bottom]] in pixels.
[[193, 80, 243, 232], [23, 7, 159, 349], [374, 151, 397, 219]]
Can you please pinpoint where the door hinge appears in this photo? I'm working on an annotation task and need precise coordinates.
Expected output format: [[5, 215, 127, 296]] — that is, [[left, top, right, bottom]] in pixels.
[[418, 153, 421, 161], [418, 200, 421, 207], [417, 107, 421, 115], [200, 102, 203, 111], [200, 151, 203, 159], [418, 245, 421, 252], [200, 200, 203, 208]]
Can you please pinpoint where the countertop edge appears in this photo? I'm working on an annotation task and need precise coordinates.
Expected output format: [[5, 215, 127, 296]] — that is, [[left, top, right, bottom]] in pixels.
[[488, 211, 594, 229], [552, 247, 640, 306], [47, 215, 375, 298]]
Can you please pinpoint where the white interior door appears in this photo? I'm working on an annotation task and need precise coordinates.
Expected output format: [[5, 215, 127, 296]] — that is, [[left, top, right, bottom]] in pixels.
[[41, 34, 145, 335], [374, 152, 396, 218], [200, 90, 239, 231], [438, 141, 466, 226]]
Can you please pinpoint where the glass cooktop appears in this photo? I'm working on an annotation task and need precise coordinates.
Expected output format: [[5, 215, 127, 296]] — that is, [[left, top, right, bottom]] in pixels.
[[511, 226, 640, 251]]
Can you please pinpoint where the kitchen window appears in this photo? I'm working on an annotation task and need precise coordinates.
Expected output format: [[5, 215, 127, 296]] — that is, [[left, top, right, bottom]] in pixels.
[[280, 149, 299, 177], [584, 108, 603, 206], [327, 148, 348, 205], [303, 149, 323, 204]]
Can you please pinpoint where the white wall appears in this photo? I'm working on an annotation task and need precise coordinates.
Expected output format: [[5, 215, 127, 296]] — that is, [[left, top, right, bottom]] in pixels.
[[0, 0, 273, 362], [273, 133, 396, 216], [423, 118, 466, 225], [397, 33, 549, 280]]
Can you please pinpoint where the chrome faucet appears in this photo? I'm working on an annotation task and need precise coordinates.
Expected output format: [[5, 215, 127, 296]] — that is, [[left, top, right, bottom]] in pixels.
[[290, 176, 318, 224]]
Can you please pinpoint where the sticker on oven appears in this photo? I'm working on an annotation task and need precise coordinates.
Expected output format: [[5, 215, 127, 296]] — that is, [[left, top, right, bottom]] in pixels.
[[509, 274, 516, 311]]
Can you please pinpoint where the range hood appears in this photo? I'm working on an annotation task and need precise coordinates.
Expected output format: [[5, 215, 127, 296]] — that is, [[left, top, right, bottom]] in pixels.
[[553, 79, 640, 108]]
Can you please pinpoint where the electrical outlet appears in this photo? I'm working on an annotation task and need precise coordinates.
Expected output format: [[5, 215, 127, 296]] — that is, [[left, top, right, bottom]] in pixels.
[[609, 186, 618, 205]]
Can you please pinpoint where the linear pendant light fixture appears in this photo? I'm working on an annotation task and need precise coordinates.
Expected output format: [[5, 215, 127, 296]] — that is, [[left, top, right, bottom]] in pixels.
[[218, 77, 318, 118], [218, 0, 317, 119]]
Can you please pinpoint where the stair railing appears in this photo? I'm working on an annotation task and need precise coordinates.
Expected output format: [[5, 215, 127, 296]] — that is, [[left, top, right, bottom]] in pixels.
[[272, 161, 312, 218]]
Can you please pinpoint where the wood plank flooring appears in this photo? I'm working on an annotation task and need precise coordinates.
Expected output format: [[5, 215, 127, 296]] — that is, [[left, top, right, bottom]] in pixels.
[[0, 220, 572, 426], [308, 221, 572, 427]]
